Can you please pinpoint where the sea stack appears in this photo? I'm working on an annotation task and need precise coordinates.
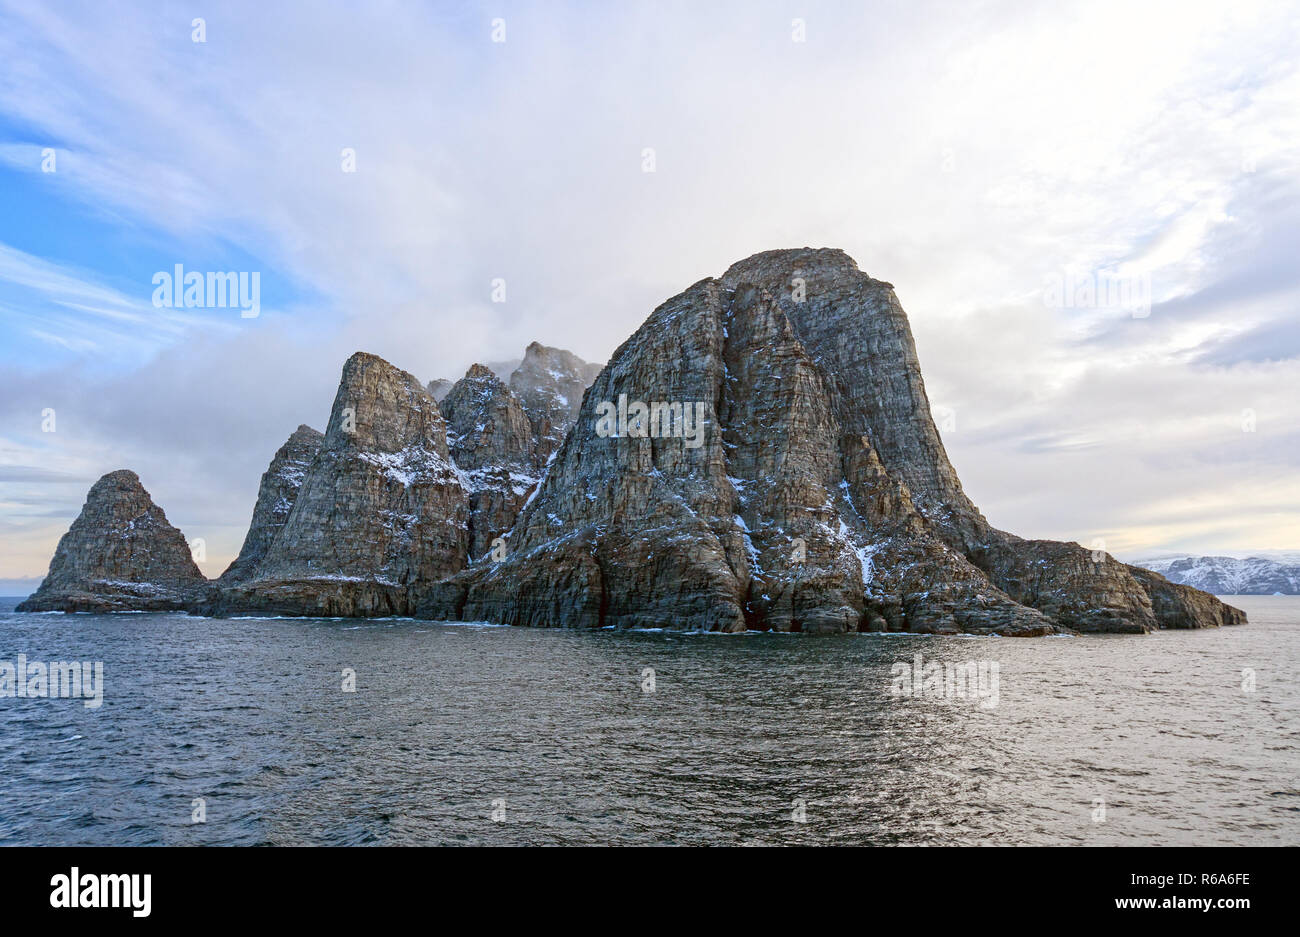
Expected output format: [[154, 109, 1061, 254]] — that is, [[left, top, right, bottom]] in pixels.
[[16, 470, 206, 612]]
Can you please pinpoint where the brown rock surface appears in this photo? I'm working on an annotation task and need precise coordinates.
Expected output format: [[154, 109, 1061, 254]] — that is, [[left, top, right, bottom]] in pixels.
[[18, 250, 1247, 635], [715, 249, 1245, 633]]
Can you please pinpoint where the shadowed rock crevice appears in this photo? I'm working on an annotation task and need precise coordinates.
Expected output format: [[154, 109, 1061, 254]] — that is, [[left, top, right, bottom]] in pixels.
[[440, 363, 539, 561]]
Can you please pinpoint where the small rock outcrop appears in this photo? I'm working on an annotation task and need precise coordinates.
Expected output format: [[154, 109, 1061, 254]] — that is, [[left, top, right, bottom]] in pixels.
[[217, 424, 324, 583], [1127, 565, 1250, 629], [16, 470, 206, 612], [203, 353, 468, 616]]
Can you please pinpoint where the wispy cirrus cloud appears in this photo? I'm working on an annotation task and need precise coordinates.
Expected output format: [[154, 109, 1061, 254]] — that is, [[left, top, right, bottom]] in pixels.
[[0, 241, 244, 366]]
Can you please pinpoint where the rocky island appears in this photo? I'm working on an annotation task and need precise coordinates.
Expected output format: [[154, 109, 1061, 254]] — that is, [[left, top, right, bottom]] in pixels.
[[17, 249, 1247, 635], [16, 470, 206, 613]]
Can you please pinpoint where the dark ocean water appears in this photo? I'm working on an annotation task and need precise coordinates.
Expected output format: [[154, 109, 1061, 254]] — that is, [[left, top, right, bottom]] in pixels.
[[0, 595, 1296, 846]]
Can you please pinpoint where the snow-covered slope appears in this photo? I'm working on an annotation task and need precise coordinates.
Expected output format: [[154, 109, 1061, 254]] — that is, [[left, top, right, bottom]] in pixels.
[[1137, 555, 1300, 595]]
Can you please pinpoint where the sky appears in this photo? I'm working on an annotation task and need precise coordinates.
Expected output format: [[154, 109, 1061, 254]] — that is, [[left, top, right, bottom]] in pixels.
[[1, 0, 1298, 591]]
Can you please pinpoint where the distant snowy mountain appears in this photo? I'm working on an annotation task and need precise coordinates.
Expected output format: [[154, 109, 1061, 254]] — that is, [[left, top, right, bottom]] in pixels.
[[1138, 555, 1300, 595]]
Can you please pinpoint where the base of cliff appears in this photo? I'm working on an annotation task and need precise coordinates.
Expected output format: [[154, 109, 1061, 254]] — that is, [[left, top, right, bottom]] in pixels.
[[194, 578, 412, 618], [15, 580, 202, 613]]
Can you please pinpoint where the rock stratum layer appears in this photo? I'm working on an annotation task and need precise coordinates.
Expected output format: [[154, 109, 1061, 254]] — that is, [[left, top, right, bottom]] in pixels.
[[19, 249, 1246, 635], [16, 470, 205, 612]]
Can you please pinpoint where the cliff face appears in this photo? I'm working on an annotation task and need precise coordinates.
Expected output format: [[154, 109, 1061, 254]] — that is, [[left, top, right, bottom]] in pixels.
[[218, 424, 323, 583], [203, 353, 468, 616], [16, 470, 205, 612], [416, 249, 1244, 635], [193, 346, 601, 617]]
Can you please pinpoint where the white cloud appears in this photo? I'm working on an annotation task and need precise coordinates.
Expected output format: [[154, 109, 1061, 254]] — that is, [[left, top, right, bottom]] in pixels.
[[0, 0, 1298, 578]]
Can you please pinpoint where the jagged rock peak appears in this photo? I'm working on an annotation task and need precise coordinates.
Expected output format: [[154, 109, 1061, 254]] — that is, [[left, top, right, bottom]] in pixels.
[[200, 351, 468, 617], [463, 362, 500, 382], [718, 247, 964, 525], [521, 340, 598, 371], [324, 352, 451, 457], [218, 424, 324, 583], [441, 363, 535, 471], [510, 343, 602, 419], [508, 342, 604, 463], [440, 363, 540, 561], [16, 469, 206, 613]]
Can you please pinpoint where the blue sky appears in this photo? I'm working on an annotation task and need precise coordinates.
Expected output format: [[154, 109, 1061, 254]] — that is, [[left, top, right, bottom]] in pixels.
[[0, 154, 301, 370], [1, 0, 1299, 590]]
